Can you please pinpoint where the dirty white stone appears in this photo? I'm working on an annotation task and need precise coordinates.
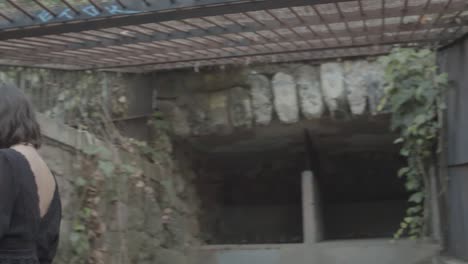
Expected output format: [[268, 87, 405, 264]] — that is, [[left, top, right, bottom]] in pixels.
[[229, 86, 253, 128], [320, 62, 346, 113], [366, 61, 386, 115], [184, 95, 213, 136], [272, 72, 299, 124], [248, 74, 273, 125], [295, 65, 324, 119], [208, 91, 230, 133], [344, 60, 369, 115], [158, 101, 191, 136], [171, 106, 191, 136]]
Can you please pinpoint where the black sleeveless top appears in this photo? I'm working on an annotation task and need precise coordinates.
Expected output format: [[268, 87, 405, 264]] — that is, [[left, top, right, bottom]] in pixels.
[[0, 149, 61, 264]]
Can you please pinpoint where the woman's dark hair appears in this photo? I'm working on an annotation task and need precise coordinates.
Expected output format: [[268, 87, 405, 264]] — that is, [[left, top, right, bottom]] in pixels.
[[0, 82, 41, 149]]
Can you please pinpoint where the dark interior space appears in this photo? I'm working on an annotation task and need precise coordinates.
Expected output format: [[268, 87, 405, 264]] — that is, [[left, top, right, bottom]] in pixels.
[[187, 116, 407, 244], [320, 151, 408, 240], [195, 150, 304, 245]]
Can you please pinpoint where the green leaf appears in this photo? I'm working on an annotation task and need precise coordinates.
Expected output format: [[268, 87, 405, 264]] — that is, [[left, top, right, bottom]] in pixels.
[[377, 97, 388, 112], [98, 161, 115, 177], [69, 232, 81, 243], [82, 145, 100, 156], [75, 177, 87, 187], [96, 146, 112, 159], [153, 111, 165, 118], [394, 137, 404, 144], [400, 148, 410, 156], [73, 223, 86, 232], [439, 102, 447, 110], [82, 207, 92, 218], [409, 192, 424, 203], [405, 179, 420, 191], [121, 164, 137, 174], [407, 205, 422, 215], [398, 167, 410, 178]]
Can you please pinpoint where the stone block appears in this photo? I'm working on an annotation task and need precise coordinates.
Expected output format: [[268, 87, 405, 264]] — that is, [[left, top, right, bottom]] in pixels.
[[248, 74, 273, 125], [172, 106, 192, 137], [157, 101, 191, 137], [108, 201, 129, 232], [320, 62, 346, 115], [229, 86, 253, 128], [144, 200, 164, 237], [182, 94, 213, 136], [344, 60, 369, 115], [366, 61, 386, 115], [127, 231, 161, 262], [295, 65, 324, 119], [155, 248, 188, 264], [208, 90, 231, 134], [272, 72, 299, 123]]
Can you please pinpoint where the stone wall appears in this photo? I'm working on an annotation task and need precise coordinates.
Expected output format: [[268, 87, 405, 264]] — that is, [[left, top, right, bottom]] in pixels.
[[0, 66, 154, 141], [155, 59, 386, 137], [0, 58, 387, 142], [37, 114, 201, 264]]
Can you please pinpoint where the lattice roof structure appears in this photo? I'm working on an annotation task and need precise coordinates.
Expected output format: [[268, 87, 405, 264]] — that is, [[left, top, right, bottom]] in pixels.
[[0, 0, 467, 72]]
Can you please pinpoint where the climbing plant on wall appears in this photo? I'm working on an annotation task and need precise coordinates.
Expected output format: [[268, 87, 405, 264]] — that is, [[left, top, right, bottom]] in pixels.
[[36, 71, 173, 264], [378, 48, 448, 239]]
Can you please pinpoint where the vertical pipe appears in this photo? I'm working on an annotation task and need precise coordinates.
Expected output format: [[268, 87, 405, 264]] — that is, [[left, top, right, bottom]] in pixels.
[[302, 170, 322, 244], [430, 165, 443, 242]]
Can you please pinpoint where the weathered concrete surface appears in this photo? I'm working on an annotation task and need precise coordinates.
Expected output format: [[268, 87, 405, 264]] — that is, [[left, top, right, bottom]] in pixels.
[[272, 72, 299, 124], [186, 94, 213, 136], [209, 91, 230, 133], [320, 62, 346, 115], [37, 114, 201, 264], [0, 59, 387, 141], [161, 102, 191, 137], [295, 65, 324, 119], [248, 74, 273, 125], [366, 61, 386, 115], [0, 67, 153, 141], [193, 240, 440, 264], [438, 257, 468, 264], [153, 59, 386, 138], [344, 60, 369, 115], [229, 86, 253, 128]]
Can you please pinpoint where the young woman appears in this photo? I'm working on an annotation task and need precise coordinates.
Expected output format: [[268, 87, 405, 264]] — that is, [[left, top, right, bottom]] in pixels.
[[0, 82, 61, 264]]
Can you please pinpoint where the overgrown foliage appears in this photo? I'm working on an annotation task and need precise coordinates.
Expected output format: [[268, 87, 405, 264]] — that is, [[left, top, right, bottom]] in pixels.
[[69, 143, 153, 264], [45, 72, 128, 132], [378, 48, 448, 239], [43, 71, 172, 264], [66, 114, 174, 264]]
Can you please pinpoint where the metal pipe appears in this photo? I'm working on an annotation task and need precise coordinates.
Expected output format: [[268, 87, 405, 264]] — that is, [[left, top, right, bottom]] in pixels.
[[32, 0, 57, 17], [6, 0, 35, 20]]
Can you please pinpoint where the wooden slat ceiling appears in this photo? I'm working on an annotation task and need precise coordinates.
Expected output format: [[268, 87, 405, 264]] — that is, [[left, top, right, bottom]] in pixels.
[[0, 0, 467, 72]]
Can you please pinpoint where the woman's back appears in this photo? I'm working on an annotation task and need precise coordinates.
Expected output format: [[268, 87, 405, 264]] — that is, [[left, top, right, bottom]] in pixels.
[[0, 147, 61, 264]]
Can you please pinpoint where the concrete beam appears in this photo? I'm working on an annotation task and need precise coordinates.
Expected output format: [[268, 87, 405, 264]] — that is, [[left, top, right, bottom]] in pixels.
[[438, 257, 468, 264], [36, 112, 105, 153]]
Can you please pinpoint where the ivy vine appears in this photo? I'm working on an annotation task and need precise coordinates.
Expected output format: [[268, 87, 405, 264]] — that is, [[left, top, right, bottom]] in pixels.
[[66, 121, 170, 264], [378, 48, 448, 239], [40, 70, 172, 264]]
